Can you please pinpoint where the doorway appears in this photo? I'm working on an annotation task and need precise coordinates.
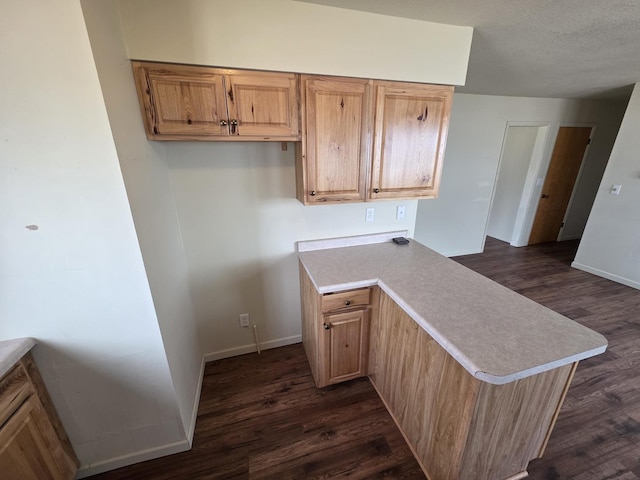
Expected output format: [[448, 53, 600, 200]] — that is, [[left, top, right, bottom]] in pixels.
[[528, 126, 592, 245], [487, 124, 550, 246]]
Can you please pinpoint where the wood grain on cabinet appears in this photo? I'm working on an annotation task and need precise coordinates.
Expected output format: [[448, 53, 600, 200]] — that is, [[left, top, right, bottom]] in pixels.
[[370, 82, 453, 200], [0, 353, 78, 480], [296, 75, 373, 204], [369, 290, 576, 480], [132, 61, 300, 141], [300, 264, 372, 388]]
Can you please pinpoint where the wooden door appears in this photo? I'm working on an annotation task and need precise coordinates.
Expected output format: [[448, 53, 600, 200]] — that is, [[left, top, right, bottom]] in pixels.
[[132, 62, 229, 138], [528, 127, 592, 245], [0, 397, 71, 480], [322, 309, 368, 385], [370, 82, 453, 200], [299, 76, 372, 204], [226, 72, 299, 138]]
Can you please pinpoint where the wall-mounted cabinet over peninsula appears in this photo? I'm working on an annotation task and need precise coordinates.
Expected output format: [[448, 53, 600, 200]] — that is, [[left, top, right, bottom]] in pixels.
[[131, 61, 454, 203], [296, 76, 453, 204], [132, 61, 300, 141]]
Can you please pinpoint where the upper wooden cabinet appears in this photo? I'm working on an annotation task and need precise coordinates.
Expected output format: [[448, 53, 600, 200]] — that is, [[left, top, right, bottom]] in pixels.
[[132, 61, 300, 141], [370, 82, 453, 200], [296, 76, 453, 204], [296, 76, 372, 204]]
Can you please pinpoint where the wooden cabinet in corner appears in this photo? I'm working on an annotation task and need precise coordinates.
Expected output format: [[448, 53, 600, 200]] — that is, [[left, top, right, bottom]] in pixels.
[[0, 353, 79, 480], [296, 75, 453, 204], [132, 61, 300, 141]]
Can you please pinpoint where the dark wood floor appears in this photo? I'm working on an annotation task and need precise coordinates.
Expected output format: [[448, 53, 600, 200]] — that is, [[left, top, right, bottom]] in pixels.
[[91, 237, 640, 480]]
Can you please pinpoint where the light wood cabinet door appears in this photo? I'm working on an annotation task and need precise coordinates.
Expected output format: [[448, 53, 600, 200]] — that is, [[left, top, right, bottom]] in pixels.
[[321, 309, 369, 385], [297, 76, 372, 204], [133, 62, 229, 138], [132, 61, 300, 141], [370, 82, 453, 200], [226, 72, 299, 138], [0, 397, 71, 480]]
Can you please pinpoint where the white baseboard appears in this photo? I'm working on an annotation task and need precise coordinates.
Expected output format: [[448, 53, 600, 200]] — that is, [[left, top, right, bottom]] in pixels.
[[76, 439, 190, 479], [571, 262, 640, 290], [203, 334, 302, 362], [444, 248, 483, 258]]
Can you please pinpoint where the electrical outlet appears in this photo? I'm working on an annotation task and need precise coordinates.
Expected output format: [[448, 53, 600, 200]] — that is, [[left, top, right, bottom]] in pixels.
[[239, 313, 250, 327], [366, 207, 375, 222], [610, 184, 622, 195], [397, 205, 406, 220]]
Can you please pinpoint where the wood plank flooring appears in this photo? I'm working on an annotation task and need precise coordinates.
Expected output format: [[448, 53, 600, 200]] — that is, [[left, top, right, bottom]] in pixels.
[[90, 237, 640, 480]]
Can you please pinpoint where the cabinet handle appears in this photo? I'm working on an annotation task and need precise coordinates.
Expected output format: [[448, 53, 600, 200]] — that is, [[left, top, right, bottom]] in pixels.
[[373, 188, 380, 194], [323, 323, 331, 330], [310, 191, 316, 196], [344, 300, 351, 306], [541, 194, 550, 199], [220, 120, 228, 126], [230, 119, 238, 135]]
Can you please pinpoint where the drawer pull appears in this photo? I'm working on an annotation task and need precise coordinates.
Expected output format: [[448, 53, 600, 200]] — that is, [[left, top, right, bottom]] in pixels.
[[344, 300, 351, 306], [323, 323, 331, 330]]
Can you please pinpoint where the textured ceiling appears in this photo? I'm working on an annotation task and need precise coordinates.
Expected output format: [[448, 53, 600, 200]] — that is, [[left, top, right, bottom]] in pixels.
[[300, 0, 640, 100]]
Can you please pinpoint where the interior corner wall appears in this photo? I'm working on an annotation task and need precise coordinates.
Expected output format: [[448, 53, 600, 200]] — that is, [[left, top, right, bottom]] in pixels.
[[166, 141, 417, 357], [0, 0, 185, 473], [81, 0, 202, 445], [117, 0, 472, 86], [414, 93, 627, 258], [573, 84, 640, 289]]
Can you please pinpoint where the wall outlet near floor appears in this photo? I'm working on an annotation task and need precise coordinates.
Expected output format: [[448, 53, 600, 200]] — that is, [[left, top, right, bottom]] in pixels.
[[366, 207, 375, 222], [239, 313, 250, 327], [396, 205, 406, 220]]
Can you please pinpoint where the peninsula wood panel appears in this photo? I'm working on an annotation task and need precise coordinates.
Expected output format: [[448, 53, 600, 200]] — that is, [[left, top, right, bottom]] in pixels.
[[297, 76, 373, 204], [370, 290, 577, 480], [370, 82, 453, 200], [300, 264, 321, 386]]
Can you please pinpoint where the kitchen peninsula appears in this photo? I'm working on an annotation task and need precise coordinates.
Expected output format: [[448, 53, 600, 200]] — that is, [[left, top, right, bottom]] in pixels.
[[298, 232, 607, 480]]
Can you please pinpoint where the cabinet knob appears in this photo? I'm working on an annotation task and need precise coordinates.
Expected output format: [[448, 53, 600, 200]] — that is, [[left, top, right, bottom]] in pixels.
[[323, 323, 331, 330], [373, 188, 380, 194], [230, 119, 238, 134], [220, 120, 228, 126], [541, 194, 550, 199], [310, 191, 316, 196], [344, 300, 351, 306]]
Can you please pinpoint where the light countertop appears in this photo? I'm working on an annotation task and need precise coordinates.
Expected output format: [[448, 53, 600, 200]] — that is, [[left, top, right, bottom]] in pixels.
[[0, 337, 36, 379], [298, 233, 607, 385]]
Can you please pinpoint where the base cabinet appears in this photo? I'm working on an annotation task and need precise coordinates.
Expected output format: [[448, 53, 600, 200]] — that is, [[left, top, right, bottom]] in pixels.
[[300, 263, 372, 388], [0, 353, 78, 480]]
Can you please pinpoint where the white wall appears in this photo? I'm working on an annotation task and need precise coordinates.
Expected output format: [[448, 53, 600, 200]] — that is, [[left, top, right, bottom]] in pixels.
[[81, 0, 202, 446], [166, 142, 416, 356], [117, 0, 472, 86], [487, 126, 540, 242], [573, 84, 640, 289], [0, 0, 185, 474], [414, 94, 627, 257]]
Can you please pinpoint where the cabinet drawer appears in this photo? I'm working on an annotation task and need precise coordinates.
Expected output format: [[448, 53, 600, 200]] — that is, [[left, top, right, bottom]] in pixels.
[[322, 288, 371, 313]]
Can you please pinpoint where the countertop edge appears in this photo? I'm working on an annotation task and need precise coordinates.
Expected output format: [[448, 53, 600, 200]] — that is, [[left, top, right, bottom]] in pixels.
[[0, 337, 37, 379], [298, 239, 608, 386]]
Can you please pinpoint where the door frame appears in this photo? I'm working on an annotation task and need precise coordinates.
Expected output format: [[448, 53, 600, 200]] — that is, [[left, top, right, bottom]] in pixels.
[[508, 122, 594, 247], [554, 124, 597, 241], [484, 121, 551, 249]]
